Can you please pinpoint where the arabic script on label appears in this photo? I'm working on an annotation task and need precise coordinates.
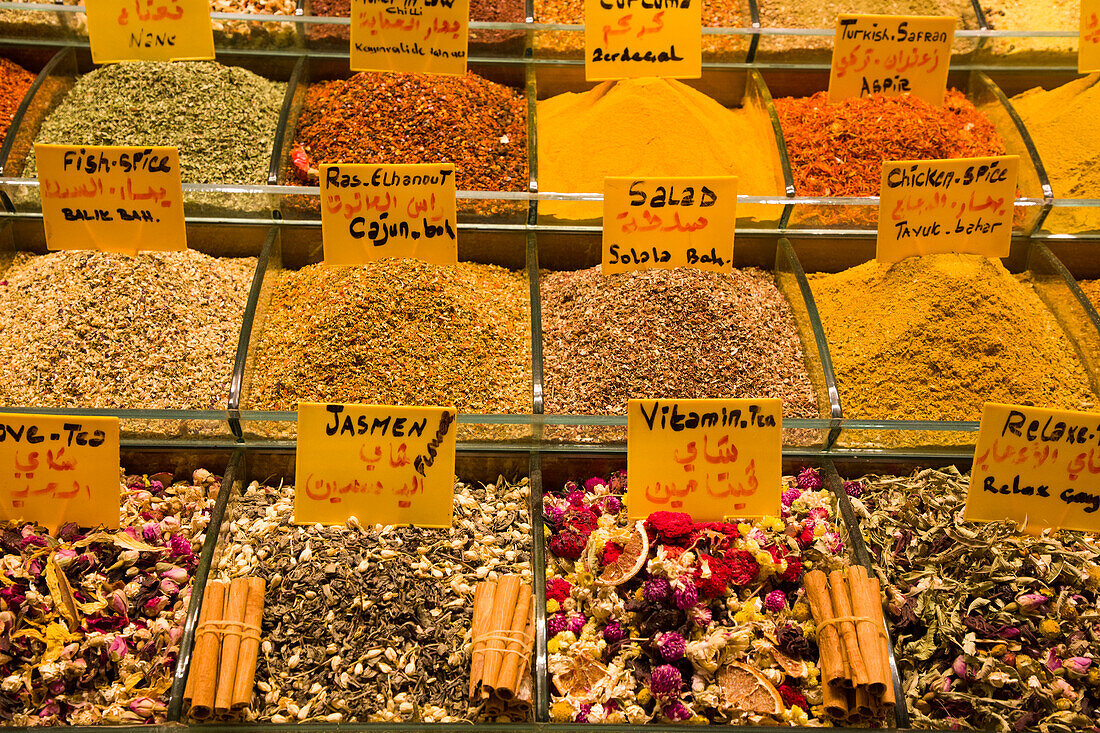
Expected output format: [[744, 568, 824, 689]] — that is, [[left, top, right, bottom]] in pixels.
[[1081, 1, 1100, 72], [584, 0, 701, 80], [350, 0, 470, 75], [85, 0, 215, 63]]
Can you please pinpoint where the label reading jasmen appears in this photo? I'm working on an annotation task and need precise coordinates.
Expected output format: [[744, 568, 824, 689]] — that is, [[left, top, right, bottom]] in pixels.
[[584, 0, 701, 81], [968, 403, 1100, 533], [0, 414, 120, 530], [295, 403, 457, 527], [1081, 1, 1100, 73], [351, 0, 470, 75], [627, 399, 782, 521], [829, 14, 955, 105], [877, 155, 1018, 263], [85, 0, 215, 63], [36, 144, 186, 254], [320, 163, 457, 266]]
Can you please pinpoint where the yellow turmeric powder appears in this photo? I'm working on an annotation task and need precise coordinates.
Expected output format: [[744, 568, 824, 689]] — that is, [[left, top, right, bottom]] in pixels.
[[1082, 279, 1100, 313]]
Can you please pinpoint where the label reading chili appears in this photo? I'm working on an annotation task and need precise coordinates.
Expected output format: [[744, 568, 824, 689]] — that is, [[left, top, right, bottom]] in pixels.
[[828, 14, 955, 106], [350, 0, 470, 75], [1081, 1, 1100, 73], [584, 0, 701, 81], [85, 0, 214, 63]]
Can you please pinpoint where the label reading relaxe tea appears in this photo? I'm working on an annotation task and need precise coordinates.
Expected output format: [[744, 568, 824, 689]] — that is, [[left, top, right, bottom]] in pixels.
[[36, 144, 186, 254], [626, 398, 782, 521], [0, 414, 120, 530], [584, 0, 701, 81], [320, 163, 458, 266], [350, 0, 470, 75], [877, 155, 1018, 263], [85, 0, 215, 63], [967, 403, 1100, 533], [1081, 1, 1100, 73], [829, 14, 955, 106], [295, 403, 457, 527], [602, 176, 737, 275]]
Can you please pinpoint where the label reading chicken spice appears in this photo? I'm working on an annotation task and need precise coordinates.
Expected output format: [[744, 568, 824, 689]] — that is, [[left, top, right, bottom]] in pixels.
[[602, 176, 737, 275], [1081, 1, 1100, 72], [320, 163, 458, 266], [85, 0, 215, 63], [0, 413, 120, 530], [627, 398, 782, 521], [877, 155, 1018, 263], [968, 403, 1100, 533], [35, 144, 186, 254], [295, 402, 457, 527], [584, 0, 701, 81], [829, 14, 955, 106], [350, 0, 470, 75]]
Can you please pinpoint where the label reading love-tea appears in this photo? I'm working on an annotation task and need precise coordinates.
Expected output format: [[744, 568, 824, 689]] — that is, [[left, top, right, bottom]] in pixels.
[[350, 0, 470, 75], [602, 176, 737, 275], [877, 155, 1018, 263], [1081, 1, 1100, 72], [626, 399, 782, 521], [36, 144, 186, 254], [829, 14, 955, 106], [0, 414, 120, 530], [320, 163, 458, 266], [967, 403, 1100, 533], [295, 403, 457, 527], [584, 0, 701, 81], [85, 0, 215, 63]]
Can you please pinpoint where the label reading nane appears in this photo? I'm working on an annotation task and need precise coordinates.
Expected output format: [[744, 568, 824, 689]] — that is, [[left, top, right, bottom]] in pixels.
[[320, 163, 457, 266], [295, 403, 457, 527], [877, 155, 1018, 263], [967, 403, 1100, 533], [0, 414, 120, 530], [36, 144, 186, 254], [584, 0, 701, 81], [829, 14, 955, 106], [85, 0, 215, 63], [350, 0, 470, 75], [1081, 1, 1100, 73], [627, 398, 782, 521]]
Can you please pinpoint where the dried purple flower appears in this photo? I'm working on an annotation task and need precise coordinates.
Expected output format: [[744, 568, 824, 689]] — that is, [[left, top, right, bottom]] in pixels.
[[656, 631, 686, 661], [673, 581, 697, 610], [544, 506, 565, 529], [1063, 657, 1092, 676], [603, 621, 626, 644], [643, 576, 672, 603], [141, 522, 161, 543], [781, 488, 802, 507], [575, 702, 592, 723], [663, 700, 692, 721], [843, 480, 862, 498], [690, 605, 712, 627], [547, 613, 568, 637], [796, 467, 822, 490], [567, 613, 586, 635], [765, 590, 788, 612], [584, 477, 607, 491], [601, 496, 623, 515], [649, 664, 683, 697]]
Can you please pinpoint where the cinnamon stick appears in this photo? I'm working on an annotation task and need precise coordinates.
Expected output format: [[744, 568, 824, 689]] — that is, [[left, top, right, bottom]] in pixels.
[[469, 579, 497, 700], [848, 566, 888, 698], [869, 576, 896, 707], [854, 685, 873, 718], [188, 580, 226, 720], [828, 569, 869, 687], [803, 570, 847, 689], [480, 574, 521, 699], [231, 577, 266, 710], [214, 578, 249, 715], [494, 583, 533, 698], [823, 681, 848, 720]]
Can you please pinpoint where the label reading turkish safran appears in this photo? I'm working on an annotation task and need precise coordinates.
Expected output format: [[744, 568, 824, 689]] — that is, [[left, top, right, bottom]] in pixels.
[[1081, 1, 1100, 73], [584, 0, 701, 81], [85, 0, 215, 63], [350, 0, 470, 75]]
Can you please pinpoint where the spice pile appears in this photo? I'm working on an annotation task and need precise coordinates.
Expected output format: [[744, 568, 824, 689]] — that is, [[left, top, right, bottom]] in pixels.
[[1082, 279, 1100, 312], [210, 0, 300, 47], [808, 254, 1097, 422], [0, 250, 255, 410], [855, 467, 1100, 731], [308, 0, 524, 46], [0, 57, 34, 146], [0, 469, 219, 725], [247, 260, 530, 413], [545, 468, 872, 725], [216, 476, 532, 722], [540, 267, 819, 417], [981, 0, 1077, 59]]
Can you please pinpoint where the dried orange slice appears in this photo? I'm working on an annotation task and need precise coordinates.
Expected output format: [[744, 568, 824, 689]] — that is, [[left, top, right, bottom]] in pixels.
[[595, 521, 648, 586], [717, 662, 784, 715], [770, 646, 808, 678], [552, 655, 608, 696]]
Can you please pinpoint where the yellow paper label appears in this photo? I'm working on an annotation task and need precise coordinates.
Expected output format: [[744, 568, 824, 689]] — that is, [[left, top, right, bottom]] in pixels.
[[1081, 1, 1100, 72], [36, 144, 186, 254], [85, 0, 215, 63], [320, 163, 458, 266], [584, 0, 701, 81], [968, 403, 1100, 533], [295, 403, 457, 527], [350, 0, 470, 75], [602, 176, 737, 275], [627, 399, 782, 521], [828, 14, 955, 106], [877, 156, 1018, 263], [0, 414, 120, 530]]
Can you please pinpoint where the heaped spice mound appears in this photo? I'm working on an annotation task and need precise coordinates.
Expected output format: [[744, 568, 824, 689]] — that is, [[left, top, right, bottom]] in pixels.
[[0, 57, 34, 145]]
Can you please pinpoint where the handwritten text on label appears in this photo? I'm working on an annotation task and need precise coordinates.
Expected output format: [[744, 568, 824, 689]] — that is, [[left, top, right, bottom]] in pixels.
[[1081, 1, 1100, 72], [584, 0, 701, 80], [351, 0, 470, 75], [85, 0, 215, 63]]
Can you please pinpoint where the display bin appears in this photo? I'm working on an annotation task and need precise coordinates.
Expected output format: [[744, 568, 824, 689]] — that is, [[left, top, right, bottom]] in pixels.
[[972, 0, 1079, 66], [0, 0, 81, 43], [0, 44, 56, 152]]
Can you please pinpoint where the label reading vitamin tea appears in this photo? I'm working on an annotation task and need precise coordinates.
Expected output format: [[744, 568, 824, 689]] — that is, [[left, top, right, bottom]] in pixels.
[[968, 403, 1100, 533], [295, 403, 457, 527], [36, 144, 186, 254], [320, 163, 458, 266], [627, 398, 782, 521], [877, 155, 1018, 263], [350, 0, 470, 75], [584, 0, 701, 81], [1081, 1, 1100, 73], [829, 14, 955, 106], [85, 0, 215, 63]]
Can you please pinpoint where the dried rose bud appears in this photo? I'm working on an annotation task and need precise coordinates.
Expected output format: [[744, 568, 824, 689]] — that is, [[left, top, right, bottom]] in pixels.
[[1063, 657, 1092, 676], [129, 697, 156, 718], [108, 636, 128, 661], [107, 590, 128, 615], [159, 578, 180, 596], [143, 596, 168, 616], [119, 550, 141, 565], [1016, 593, 1049, 612], [951, 655, 971, 679], [160, 565, 188, 583]]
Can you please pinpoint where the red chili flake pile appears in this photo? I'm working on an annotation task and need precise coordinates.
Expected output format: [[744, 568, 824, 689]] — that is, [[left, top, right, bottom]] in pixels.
[[0, 57, 35, 145], [774, 90, 1006, 197]]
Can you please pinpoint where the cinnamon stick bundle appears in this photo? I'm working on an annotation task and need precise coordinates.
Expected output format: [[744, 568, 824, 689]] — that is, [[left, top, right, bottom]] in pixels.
[[848, 566, 889, 697], [803, 570, 846, 689], [494, 583, 533, 699], [868, 576, 896, 707], [469, 579, 497, 699], [480, 574, 521, 698], [468, 577, 535, 722], [232, 577, 266, 710], [214, 578, 249, 716], [187, 580, 226, 720], [828, 569, 869, 687]]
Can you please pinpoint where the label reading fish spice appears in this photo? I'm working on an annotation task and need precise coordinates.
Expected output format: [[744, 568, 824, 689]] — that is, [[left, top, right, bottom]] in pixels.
[[602, 176, 737, 275], [584, 0, 701, 81], [627, 398, 781, 521], [320, 163, 458, 266], [968, 402, 1100, 533], [295, 402, 457, 527], [36, 144, 186, 254], [877, 155, 1018, 263], [350, 0, 470, 75], [829, 14, 955, 106], [1081, 1, 1100, 73], [0, 414, 120, 530], [85, 0, 214, 63]]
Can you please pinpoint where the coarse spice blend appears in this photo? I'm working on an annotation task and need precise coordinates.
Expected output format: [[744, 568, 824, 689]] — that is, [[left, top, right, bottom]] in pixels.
[[0, 57, 35, 146], [980, 0, 1077, 59]]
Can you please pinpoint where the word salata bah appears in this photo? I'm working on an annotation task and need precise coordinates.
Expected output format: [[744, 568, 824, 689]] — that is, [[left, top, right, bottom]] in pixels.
[[350, 0, 470, 75], [584, 0, 701, 80], [85, 0, 214, 62]]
